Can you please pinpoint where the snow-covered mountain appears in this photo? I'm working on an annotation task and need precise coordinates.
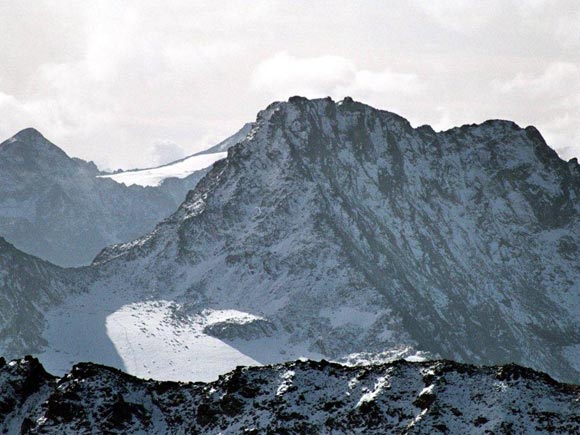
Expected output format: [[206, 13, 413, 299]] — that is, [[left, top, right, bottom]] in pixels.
[[0, 126, 247, 266], [2, 97, 580, 386], [2, 356, 579, 434], [98, 123, 253, 187]]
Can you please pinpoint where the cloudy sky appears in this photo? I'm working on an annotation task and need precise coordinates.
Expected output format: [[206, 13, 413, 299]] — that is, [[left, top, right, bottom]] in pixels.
[[1, 0, 579, 169]]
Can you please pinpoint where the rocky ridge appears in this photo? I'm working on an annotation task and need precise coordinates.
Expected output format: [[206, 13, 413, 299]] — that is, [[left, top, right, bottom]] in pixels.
[[1, 356, 579, 434]]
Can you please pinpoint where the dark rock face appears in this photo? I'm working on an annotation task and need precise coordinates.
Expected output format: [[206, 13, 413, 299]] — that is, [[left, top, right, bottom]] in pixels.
[[0, 356, 56, 430], [1, 357, 580, 434], [203, 318, 277, 340]]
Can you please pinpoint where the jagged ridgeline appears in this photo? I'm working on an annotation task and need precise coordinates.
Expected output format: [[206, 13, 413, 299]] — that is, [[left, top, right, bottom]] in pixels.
[[1, 97, 580, 386], [1, 356, 579, 433]]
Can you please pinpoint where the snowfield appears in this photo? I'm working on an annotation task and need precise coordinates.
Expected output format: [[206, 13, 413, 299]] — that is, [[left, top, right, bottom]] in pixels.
[[98, 151, 228, 187], [105, 303, 262, 382], [37, 292, 423, 382], [97, 122, 253, 187], [37, 289, 325, 382], [37, 290, 265, 382]]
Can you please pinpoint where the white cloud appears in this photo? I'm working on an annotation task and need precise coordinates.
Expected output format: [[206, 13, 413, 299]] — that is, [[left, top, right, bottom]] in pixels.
[[412, 0, 504, 34], [494, 62, 580, 98], [348, 70, 423, 95], [251, 52, 355, 97], [0, 0, 256, 168], [491, 62, 580, 158], [0, 91, 76, 142], [252, 52, 423, 103], [555, 9, 580, 48], [431, 106, 455, 132], [0, 0, 578, 167], [150, 140, 187, 166]]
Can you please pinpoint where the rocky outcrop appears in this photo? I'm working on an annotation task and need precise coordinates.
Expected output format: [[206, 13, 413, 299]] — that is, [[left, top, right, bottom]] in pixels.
[[2, 356, 580, 434]]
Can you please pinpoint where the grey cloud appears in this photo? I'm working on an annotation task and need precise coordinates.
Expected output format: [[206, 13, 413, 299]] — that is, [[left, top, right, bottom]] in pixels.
[[0, 0, 578, 168]]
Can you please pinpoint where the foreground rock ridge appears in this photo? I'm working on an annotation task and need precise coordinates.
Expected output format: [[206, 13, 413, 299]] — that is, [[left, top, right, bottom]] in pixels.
[[2, 96, 580, 384], [1, 356, 579, 434]]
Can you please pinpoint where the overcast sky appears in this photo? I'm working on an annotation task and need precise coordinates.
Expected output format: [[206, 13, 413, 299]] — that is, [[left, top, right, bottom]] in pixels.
[[1, 0, 579, 169]]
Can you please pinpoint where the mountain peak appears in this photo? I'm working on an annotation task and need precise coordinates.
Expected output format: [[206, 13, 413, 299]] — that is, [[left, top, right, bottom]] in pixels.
[[253, 96, 411, 136], [12, 127, 47, 142], [0, 127, 72, 164], [260, 97, 567, 174]]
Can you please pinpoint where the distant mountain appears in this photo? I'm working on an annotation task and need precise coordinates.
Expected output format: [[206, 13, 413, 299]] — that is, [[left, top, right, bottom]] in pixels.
[[0, 237, 72, 357], [98, 123, 253, 187], [2, 356, 579, 433], [0, 126, 249, 266], [192, 122, 255, 155], [2, 97, 580, 386]]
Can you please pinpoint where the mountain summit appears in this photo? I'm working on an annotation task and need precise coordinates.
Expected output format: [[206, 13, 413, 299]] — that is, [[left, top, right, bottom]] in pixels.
[[2, 97, 580, 384], [0, 127, 75, 166], [9, 127, 49, 143]]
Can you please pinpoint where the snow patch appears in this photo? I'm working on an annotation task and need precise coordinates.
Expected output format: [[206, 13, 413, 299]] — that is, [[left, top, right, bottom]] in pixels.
[[99, 152, 227, 187], [105, 303, 263, 382]]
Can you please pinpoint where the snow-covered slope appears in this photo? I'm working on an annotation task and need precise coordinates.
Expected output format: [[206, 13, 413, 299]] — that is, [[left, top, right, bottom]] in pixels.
[[0, 126, 249, 266], [38, 296, 302, 382], [2, 356, 580, 434], [3, 97, 580, 386], [196, 122, 254, 155], [98, 151, 228, 187], [98, 123, 252, 187]]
